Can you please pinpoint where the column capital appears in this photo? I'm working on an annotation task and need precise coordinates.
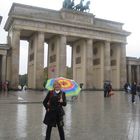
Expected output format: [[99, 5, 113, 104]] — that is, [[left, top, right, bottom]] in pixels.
[[104, 40, 111, 46], [104, 40, 110, 43], [12, 28, 21, 33], [37, 31, 45, 35]]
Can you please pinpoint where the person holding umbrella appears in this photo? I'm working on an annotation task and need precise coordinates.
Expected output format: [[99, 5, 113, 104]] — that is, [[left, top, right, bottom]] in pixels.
[[43, 80, 67, 140]]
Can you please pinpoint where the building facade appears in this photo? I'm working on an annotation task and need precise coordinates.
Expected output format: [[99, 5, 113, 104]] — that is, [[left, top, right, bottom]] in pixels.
[[126, 57, 140, 85], [0, 16, 10, 84], [1, 3, 131, 90]]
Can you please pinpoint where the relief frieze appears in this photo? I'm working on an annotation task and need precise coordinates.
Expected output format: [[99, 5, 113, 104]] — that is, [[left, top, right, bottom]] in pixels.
[[61, 12, 92, 24], [93, 58, 100, 65], [50, 55, 56, 63], [76, 57, 81, 64], [111, 60, 116, 66], [46, 24, 126, 42], [29, 53, 34, 61]]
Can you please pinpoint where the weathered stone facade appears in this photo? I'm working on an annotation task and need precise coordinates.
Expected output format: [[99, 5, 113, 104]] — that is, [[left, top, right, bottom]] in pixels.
[[1, 3, 131, 89], [126, 57, 140, 84], [0, 16, 10, 84]]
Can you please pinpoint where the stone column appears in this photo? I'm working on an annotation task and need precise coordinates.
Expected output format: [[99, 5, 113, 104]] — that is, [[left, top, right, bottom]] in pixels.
[[85, 39, 93, 88], [1, 55, 6, 82], [47, 35, 66, 78], [56, 35, 66, 77], [10, 29, 20, 89], [100, 42, 104, 88], [116, 45, 121, 89], [104, 41, 111, 81], [137, 65, 140, 84], [120, 44, 127, 88], [34, 32, 44, 89], [128, 65, 132, 84], [72, 39, 85, 87]]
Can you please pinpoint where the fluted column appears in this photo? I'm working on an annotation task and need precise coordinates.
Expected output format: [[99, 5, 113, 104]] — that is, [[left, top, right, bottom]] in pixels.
[[34, 32, 44, 89], [120, 44, 127, 88], [1, 55, 6, 82], [47, 35, 66, 78], [56, 35, 67, 77], [85, 39, 93, 88], [137, 65, 140, 84], [10, 29, 20, 89], [116, 45, 121, 89], [104, 41, 111, 81], [128, 65, 132, 84]]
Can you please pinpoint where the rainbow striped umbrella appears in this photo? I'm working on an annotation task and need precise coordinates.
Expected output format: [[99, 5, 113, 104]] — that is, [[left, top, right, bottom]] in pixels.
[[45, 77, 81, 96]]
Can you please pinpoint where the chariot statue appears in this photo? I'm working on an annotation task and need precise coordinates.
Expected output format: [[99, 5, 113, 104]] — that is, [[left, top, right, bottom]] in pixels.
[[63, 0, 75, 9], [62, 0, 90, 12], [74, 0, 84, 11], [80, 1, 90, 12]]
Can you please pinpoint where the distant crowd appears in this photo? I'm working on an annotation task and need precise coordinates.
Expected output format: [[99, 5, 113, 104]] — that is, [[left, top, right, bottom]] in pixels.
[[0, 81, 27, 91], [103, 80, 140, 103], [124, 82, 140, 103], [103, 81, 114, 97], [0, 80, 9, 91], [124, 82, 140, 95]]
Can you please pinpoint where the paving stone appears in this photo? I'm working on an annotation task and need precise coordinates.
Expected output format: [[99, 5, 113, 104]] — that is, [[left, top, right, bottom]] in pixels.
[[0, 90, 140, 140]]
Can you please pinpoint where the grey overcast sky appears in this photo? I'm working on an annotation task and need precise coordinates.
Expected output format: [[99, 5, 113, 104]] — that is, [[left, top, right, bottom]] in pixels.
[[0, 0, 139, 74]]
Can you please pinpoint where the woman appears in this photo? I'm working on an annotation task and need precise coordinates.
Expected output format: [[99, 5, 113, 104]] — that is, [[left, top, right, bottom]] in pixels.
[[131, 82, 137, 103], [43, 80, 67, 140]]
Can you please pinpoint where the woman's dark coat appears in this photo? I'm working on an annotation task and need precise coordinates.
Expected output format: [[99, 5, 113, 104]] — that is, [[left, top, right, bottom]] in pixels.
[[43, 90, 67, 127], [131, 83, 137, 95]]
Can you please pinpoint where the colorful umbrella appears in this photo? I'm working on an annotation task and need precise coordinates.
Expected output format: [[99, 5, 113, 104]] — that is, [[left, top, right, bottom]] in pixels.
[[45, 77, 81, 96]]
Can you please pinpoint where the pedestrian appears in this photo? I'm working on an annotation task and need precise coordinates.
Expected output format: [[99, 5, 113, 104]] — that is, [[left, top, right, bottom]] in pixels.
[[131, 82, 137, 103], [124, 82, 129, 93], [103, 82, 108, 97], [127, 84, 131, 94], [22, 85, 27, 90], [2, 81, 9, 91], [136, 83, 140, 98], [43, 80, 67, 140], [108, 82, 114, 97], [18, 85, 22, 91], [0, 81, 2, 91]]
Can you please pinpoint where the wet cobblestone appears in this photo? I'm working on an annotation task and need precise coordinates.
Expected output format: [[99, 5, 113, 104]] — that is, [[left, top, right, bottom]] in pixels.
[[0, 90, 140, 140]]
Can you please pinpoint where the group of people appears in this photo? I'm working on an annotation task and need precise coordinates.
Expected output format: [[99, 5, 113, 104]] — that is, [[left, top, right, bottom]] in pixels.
[[124, 82, 140, 103], [0, 81, 9, 91], [18, 84, 27, 91], [103, 81, 113, 97], [103, 81, 140, 103]]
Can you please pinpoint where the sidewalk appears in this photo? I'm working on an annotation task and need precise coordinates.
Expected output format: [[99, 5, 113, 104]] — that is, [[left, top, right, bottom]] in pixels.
[[0, 90, 140, 140]]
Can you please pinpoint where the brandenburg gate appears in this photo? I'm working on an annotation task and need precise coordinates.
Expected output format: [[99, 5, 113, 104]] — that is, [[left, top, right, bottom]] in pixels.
[[4, 3, 130, 90]]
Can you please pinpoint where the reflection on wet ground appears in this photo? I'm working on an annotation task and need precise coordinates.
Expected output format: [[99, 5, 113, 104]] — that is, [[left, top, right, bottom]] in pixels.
[[0, 90, 140, 140]]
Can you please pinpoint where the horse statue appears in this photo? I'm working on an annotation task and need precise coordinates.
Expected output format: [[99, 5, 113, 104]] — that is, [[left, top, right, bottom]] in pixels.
[[80, 1, 90, 12], [63, 0, 90, 12], [70, 0, 75, 9], [74, 0, 84, 11], [63, 0, 75, 9]]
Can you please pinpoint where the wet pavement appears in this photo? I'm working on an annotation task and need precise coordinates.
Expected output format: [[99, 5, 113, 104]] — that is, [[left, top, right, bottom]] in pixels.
[[0, 90, 140, 140]]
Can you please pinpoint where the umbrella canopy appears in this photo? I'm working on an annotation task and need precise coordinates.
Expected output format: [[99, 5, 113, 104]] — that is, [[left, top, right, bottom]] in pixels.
[[45, 77, 81, 96]]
